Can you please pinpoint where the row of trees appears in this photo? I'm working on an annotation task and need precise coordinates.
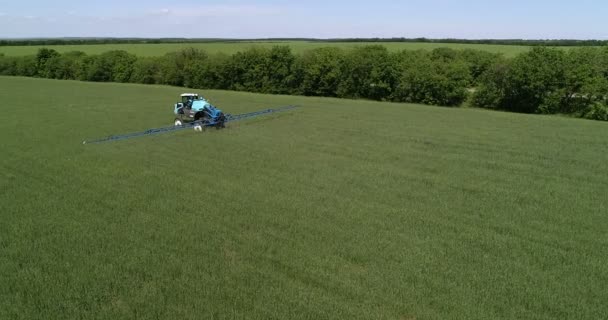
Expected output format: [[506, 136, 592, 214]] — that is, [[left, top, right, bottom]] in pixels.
[[0, 46, 496, 107], [326, 38, 608, 47], [2, 38, 607, 47], [0, 46, 607, 120], [474, 47, 608, 120]]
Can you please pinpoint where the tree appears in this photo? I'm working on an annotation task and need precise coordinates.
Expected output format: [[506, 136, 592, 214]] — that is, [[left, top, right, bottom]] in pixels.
[[459, 49, 503, 85], [60, 51, 88, 80], [35, 48, 60, 77], [266, 46, 296, 94], [130, 57, 162, 84], [225, 47, 271, 92], [0, 56, 18, 75], [15, 56, 38, 77], [190, 53, 231, 89], [84, 50, 137, 83], [393, 50, 471, 106], [474, 47, 607, 116], [430, 47, 459, 62], [504, 47, 566, 113], [337, 45, 398, 100], [159, 48, 208, 87], [472, 61, 512, 109], [296, 47, 345, 97]]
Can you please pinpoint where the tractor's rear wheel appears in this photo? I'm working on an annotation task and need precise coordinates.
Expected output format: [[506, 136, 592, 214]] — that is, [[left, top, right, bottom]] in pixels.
[[218, 113, 226, 129]]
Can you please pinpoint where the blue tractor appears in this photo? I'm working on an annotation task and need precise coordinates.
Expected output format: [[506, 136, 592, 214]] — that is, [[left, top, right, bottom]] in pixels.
[[174, 93, 226, 129]]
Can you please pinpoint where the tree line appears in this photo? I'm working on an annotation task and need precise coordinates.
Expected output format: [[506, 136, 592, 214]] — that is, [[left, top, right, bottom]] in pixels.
[[2, 38, 607, 47], [0, 45, 606, 121], [322, 38, 608, 47], [0, 38, 239, 47]]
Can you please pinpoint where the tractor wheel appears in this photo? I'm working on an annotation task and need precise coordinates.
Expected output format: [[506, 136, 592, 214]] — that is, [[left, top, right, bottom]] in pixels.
[[174, 119, 183, 127], [218, 113, 226, 128]]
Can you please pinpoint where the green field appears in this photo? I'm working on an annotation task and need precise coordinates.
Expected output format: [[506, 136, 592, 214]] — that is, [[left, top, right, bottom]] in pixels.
[[1, 76, 607, 319], [0, 41, 550, 57]]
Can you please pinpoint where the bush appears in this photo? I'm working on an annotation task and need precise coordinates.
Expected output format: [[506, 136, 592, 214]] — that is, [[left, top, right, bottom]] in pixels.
[[584, 103, 608, 121], [0, 56, 19, 75], [15, 56, 38, 77]]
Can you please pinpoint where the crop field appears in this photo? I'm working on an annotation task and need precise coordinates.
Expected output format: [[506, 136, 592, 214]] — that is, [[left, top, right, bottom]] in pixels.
[[1, 76, 607, 319], [0, 41, 556, 57]]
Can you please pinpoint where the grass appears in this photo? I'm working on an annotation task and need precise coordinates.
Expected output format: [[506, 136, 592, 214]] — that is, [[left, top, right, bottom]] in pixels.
[[0, 40, 567, 57], [1, 76, 607, 319]]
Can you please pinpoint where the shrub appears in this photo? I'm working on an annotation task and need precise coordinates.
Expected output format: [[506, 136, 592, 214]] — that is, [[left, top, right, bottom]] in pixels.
[[584, 102, 608, 121], [15, 56, 38, 77], [0, 56, 19, 75]]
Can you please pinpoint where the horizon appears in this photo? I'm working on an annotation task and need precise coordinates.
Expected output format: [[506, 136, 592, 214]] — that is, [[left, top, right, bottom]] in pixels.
[[1, 37, 608, 41]]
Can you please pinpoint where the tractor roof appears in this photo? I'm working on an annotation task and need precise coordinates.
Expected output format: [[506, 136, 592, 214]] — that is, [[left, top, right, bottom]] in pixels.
[[181, 93, 199, 97]]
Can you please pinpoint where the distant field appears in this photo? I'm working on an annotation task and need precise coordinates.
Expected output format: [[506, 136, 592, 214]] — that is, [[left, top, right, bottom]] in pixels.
[[0, 41, 554, 57], [1, 76, 607, 319]]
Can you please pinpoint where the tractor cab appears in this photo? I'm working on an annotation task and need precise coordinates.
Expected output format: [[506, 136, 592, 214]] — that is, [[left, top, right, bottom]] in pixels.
[[173, 93, 227, 129], [175, 93, 206, 113], [180, 93, 202, 105]]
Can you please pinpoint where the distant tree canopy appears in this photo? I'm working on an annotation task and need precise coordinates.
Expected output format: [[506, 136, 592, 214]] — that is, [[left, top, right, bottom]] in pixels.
[[473, 47, 608, 119], [0, 45, 607, 121], [1, 38, 608, 47]]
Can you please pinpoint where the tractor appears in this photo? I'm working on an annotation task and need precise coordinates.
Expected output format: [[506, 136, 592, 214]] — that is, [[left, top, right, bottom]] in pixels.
[[173, 93, 226, 129]]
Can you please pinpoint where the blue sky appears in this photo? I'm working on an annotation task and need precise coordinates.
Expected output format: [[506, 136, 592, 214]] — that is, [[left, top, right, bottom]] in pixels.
[[0, 0, 606, 39]]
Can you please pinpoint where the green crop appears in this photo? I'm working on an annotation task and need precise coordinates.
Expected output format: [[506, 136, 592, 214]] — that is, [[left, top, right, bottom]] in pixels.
[[1, 76, 606, 319]]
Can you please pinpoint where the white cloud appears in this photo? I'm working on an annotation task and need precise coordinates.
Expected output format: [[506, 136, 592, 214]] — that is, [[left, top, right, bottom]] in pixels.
[[147, 5, 283, 18], [146, 8, 170, 17]]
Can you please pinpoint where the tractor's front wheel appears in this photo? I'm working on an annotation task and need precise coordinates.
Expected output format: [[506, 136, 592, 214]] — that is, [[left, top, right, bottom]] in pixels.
[[174, 119, 183, 127]]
